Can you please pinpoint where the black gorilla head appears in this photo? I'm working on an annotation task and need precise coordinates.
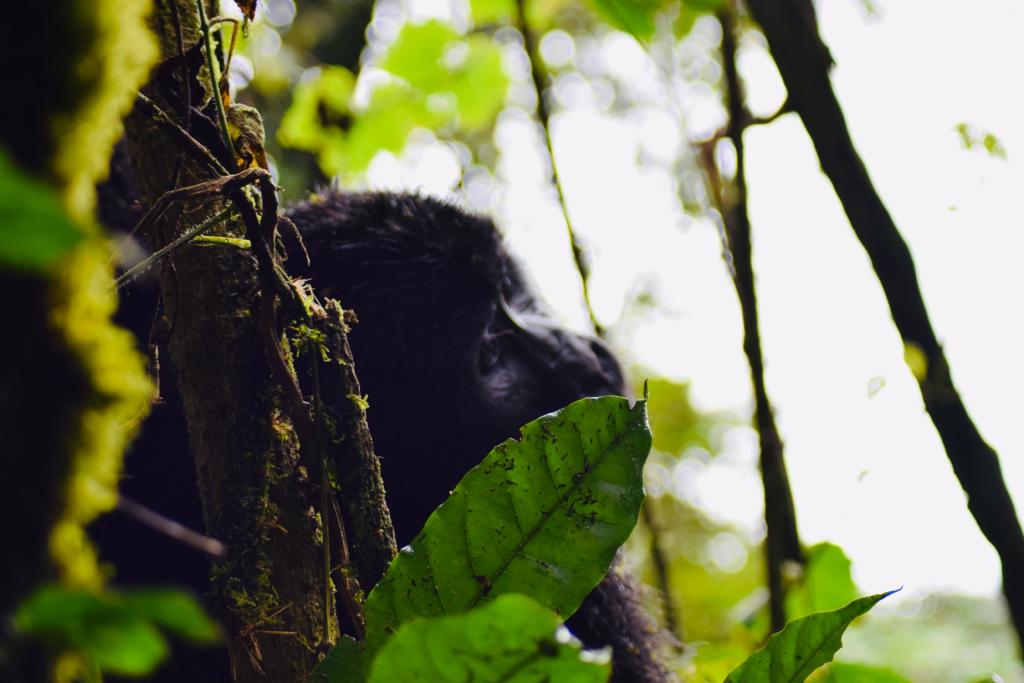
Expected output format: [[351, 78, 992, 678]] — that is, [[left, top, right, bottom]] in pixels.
[[286, 190, 625, 544]]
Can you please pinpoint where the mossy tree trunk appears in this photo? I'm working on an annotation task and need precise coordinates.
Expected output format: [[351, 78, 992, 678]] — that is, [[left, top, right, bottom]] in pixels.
[[123, 1, 336, 679]]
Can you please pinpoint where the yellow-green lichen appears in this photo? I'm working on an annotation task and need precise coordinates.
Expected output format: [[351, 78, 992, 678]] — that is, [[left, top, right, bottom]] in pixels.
[[52, 0, 158, 222]]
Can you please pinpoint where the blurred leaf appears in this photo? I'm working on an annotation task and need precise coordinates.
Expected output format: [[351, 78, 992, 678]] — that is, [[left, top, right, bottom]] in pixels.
[[313, 396, 651, 679], [450, 36, 511, 128], [470, 0, 516, 25], [786, 543, 857, 620], [292, 23, 509, 176], [14, 586, 218, 677], [342, 83, 437, 171], [675, 0, 723, 38], [643, 377, 720, 455], [0, 151, 83, 272], [725, 591, 896, 682], [820, 662, 911, 683], [312, 636, 368, 682], [691, 641, 752, 682], [119, 589, 221, 643], [368, 595, 610, 682], [381, 21, 460, 93], [954, 122, 1008, 160], [588, 0, 665, 40], [277, 66, 356, 152]]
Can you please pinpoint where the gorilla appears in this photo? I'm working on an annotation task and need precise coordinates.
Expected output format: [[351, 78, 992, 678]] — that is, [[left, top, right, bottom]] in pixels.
[[96, 188, 670, 682]]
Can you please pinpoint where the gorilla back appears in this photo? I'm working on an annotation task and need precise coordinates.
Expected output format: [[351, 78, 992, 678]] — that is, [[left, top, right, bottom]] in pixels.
[[287, 191, 669, 681]]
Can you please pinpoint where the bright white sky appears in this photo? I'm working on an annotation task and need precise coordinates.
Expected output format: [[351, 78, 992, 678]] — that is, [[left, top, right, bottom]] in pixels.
[[364, 0, 1024, 602]]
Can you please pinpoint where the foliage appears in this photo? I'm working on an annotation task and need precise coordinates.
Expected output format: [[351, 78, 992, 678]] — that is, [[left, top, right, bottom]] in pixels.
[[368, 594, 610, 682], [642, 376, 732, 455], [954, 123, 1008, 160], [314, 396, 652, 680], [785, 543, 857, 620], [277, 20, 509, 176], [725, 591, 896, 683], [0, 151, 83, 272], [14, 586, 219, 678], [838, 593, 1023, 683]]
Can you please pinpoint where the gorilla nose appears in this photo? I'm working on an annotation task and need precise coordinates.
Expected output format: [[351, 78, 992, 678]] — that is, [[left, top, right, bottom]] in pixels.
[[539, 328, 626, 398]]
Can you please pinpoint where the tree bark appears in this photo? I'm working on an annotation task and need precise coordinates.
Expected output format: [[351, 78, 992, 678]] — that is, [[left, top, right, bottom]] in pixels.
[[123, 2, 336, 679], [744, 0, 1024, 653]]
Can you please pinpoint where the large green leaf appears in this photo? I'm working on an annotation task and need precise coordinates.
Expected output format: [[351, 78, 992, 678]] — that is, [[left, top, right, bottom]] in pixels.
[[725, 591, 896, 683], [0, 151, 83, 272], [313, 635, 368, 682], [14, 585, 219, 677], [368, 594, 610, 682], [366, 396, 651, 645], [312, 396, 651, 680]]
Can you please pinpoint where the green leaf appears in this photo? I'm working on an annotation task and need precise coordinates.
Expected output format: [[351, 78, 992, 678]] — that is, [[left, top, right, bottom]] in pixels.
[[277, 66, 356, 153], [588, 0, 666, 40], [725, 591, 897, 683], [368, 594, 610, 682], [381, 21, 460, 93], [120, 589, 221, 643], [311, 636, 369, 682], [313, 396, 652, 680], [785, 543, 857, 620], [674, 0, 724, 38], [342, 83, 435, 171], [14, 585, 218, 677], [820, 662, 911, 683], [450, 36, 511, 128], [954, 122, 1008, 160], [469, 0, 516, 25], [0, 150, 83, 272], [365, 396, 651, 645], [643, 377, 722, 454]]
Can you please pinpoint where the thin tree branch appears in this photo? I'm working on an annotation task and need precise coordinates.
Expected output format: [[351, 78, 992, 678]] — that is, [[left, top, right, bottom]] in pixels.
[[115, 205, 237, 288], [513, 0, 603, 336], [743, 0, 1024, 652], [195, 0, 236, 166], [710, 5, 803, 633], [136, 93, 230, 176], [641, 503, 683, 643], [117, 496, 227, 559]]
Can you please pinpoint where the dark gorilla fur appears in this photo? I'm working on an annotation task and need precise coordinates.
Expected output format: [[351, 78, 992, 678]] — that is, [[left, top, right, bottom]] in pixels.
[[96, 187, 670, 682], [286, 191, 669, 680]]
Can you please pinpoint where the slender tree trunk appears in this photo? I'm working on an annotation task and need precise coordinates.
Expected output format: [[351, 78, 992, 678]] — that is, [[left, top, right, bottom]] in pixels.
[[123, 2, 336, 679]]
